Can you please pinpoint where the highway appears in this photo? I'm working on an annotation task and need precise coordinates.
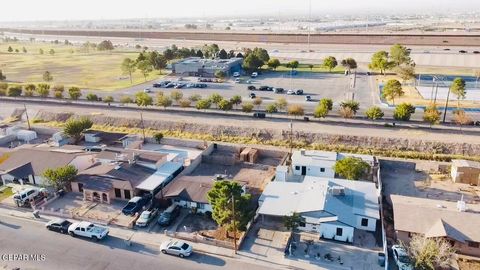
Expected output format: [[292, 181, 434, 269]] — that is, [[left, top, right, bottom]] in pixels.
[[0, 215, 268, 270]]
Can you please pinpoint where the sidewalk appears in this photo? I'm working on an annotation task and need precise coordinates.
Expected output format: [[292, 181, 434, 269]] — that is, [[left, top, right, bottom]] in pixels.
[[0, 205, 336, 270]]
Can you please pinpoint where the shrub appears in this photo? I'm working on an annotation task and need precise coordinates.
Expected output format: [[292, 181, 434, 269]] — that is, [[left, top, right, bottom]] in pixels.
[[287, 105, 304, 118], [179, 99, 191, 108], [394, 103, 416, 121], [365, 106, 384, 120], [120, 96, 133, 104], [153, 132, 163, 143], [314, 104, 329, 118], [340, 100, 359, 114], [53, 91, 63, 99], [7, 86, 22, 97], [242, 102, 254, 113], [103, 96, 114, 104], [86, 93, 99, 102]]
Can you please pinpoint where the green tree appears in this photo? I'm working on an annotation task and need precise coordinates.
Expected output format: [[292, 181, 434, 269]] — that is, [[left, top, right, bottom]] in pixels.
[[121, 58, 137, 84], [53, 91, 63, 99], [252, 47, 270, 63], [39, 48, 44, 55], [97, 40, 114, 51], [229, 95, 242, 108], [152, 54, 167, 71], [423, 105, 441, 127], [382, 79, 404, 105], [63, 117, 93, 144], [156, 95, 172, 109], [323, 56, 338, 72], [313, 103, 329, 118], [267, 58, 281, 70], [265, 104, 278, 115], [340, 100, 360, 114], [218, 99, 233, 111], [242, 102, 254, 113], [218, 49, 228, 59], [196, 99, 212, 111], [365, 106, 384, 120], [283, 212, 304, 232], [0, 70, 6, 81], [68, 87, 82, 100], [209, 93, 223, 108], [103, 96, 114, 105], [49, 49, 55, 55], [242, 54, 264, 71], [43, 71, 53, 82], [25, 84, 36, 97], [120, 95, 133, 105], [286, 60, 299, 72], [393, 103, 416, 121], [188, 94, 202, 102], [450, 77, 466, 108], [369, 51, 392, 75], [333, 157, 370, 180], [135, 92, 153, 107], [7, 86, 22, 97], [37, 83, 50, 97], [7, 46, 13, 52], [275, 97, 288, 112], [207, 180, 252, 233], [341, 58, 358, 73], [390, 44, 411, 66], [287, 105, 304, 118], [215, 70, 226, 79], [308, 64, 314, 71], [86, 93, 98, 102], [136, 60, 153, 81], [319, 98, 333, 111], [170, 90, 183, 104], [396, 64, 416, 83], [43, 165, 78, 190], [153, 132, 163, 143], [406, 234, 454, 270]]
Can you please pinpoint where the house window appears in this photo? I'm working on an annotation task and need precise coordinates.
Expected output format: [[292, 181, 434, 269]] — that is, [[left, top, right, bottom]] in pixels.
[[198, 203, 205, 209], [361, 218, 369, 227], [114, 188, 121, 198], [336, 228, 343, 236], [295, 166, 300, 171], [78, 183, 84, 192], [468, 241, 480, 248], [124, 190, 131, 200], [320, 168, 325, 172], [299, 220, 306, 227]]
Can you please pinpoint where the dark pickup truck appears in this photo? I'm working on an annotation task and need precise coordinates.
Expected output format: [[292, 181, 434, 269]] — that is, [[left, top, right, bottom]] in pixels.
[[122, 194, 152, 216]]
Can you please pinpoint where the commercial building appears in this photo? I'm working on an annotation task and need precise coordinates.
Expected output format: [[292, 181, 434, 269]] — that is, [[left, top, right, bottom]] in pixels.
[[451, 159, 480, 186], [172, 57, 243, 77]]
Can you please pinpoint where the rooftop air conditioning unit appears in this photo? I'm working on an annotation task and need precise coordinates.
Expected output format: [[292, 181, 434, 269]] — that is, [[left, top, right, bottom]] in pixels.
[[330, 186, 346, 196]]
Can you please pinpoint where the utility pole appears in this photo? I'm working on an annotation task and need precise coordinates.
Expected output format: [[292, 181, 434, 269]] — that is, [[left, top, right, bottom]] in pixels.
[[231, 194, 237, 254], [140, 111, 146, 142], [289, 121, 293, 160], [442, 86, 451, 123], [24, 104, 31, 130], [307, 0, 312, 52]]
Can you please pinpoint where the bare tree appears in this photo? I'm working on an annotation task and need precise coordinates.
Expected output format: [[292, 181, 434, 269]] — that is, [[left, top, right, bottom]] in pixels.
[[404, 235, 455, 270]]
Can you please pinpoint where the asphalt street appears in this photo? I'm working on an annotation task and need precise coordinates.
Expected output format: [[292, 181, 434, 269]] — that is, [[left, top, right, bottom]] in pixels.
[[0, 215, 268, 270]]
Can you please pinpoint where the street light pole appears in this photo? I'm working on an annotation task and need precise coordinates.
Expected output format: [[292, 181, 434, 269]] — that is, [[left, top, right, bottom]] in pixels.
[[289, 121, 293, 160], [231, 194, 237, 254], [442, 86, 451, 123], [24, 104, 31, 130]]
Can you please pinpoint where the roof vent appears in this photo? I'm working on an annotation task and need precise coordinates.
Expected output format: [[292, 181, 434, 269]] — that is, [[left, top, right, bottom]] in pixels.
[[300, 149, 306, 155], [457, 195, 467, 212], [330, 186, 345, 196]]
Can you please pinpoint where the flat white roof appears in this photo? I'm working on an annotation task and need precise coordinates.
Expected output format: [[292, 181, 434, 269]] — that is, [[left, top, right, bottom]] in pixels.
[[136, 162, 183, 191], [291, 150, 337, 166]]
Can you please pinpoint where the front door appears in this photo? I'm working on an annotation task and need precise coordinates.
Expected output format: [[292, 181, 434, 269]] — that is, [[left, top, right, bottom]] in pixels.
[[301, 166, 307, 175], [78, 183, 84, 192]]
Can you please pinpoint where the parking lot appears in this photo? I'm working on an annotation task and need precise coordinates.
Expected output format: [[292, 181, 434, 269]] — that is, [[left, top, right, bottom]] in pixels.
[[91, 71, 375, 110]]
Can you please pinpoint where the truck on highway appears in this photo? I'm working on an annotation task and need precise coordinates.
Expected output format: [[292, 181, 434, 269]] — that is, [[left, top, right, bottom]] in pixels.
[[68, 221, 109, 241]]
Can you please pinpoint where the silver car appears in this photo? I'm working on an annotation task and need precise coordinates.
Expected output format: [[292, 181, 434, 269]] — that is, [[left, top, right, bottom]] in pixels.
[[160, 240, 193, 258]]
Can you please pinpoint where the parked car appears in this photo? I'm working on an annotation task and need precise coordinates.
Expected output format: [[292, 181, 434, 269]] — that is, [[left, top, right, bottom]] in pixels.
[[143, 88, 152, 93], [443, 48, 450, 51], [174, 83, 186, 89], [13, 188, 41, 206], [165, 83, 176, 88], [233, 72, 240, 77], [194, 83, 207, 88], [68, 221, 109, 241], [186, 83, 195, 88], [295, 89, 304, 95], [251, 72, 258, 78], [273, 87, 284, 93], [392, 245, 414, 270], [253, 112, 266, 118], [153, 81, 170, 88], [157, 204, 181, 226], [474, 51, 480, 54], [249, 93, 256, 99], [160, 240, 193, 258], [258, 86, 270, 91], [247, 85, 256, 91], [305, 95, 312, 101], [122, 195, 152, 216], [286, 89, 296, 95], [136, 209, 159, 227], [234, 78, 241, 83], [459, 50, 467, 53], [45, 218, 72, 234]]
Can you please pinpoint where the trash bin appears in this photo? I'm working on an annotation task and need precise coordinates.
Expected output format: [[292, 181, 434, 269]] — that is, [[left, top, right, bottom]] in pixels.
[[378, 252, 385, 267]]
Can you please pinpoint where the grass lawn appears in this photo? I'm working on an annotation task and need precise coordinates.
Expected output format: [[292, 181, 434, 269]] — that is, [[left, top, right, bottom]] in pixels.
[[0, 186, 13, 202], [263, 63, 345, 74], [0, 42, 164, 90]]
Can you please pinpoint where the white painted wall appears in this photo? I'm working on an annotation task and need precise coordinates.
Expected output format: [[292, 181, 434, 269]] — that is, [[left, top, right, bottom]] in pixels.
[[174, 200, 212, 214], [319, 223, 354, 243], [355, 215, 377, 232], [292, 161, 335, 177]]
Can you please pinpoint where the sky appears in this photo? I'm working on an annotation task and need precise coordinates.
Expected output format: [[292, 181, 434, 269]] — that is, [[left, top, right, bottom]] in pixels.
[[1, 0, 479, 22]]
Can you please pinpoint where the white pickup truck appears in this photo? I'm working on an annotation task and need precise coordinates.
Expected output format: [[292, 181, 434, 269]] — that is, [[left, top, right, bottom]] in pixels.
[[68, 221, 109, 241]]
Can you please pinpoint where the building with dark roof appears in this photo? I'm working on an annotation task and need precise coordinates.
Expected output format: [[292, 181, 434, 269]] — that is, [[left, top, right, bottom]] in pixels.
[[172, 57, 243, 77]]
